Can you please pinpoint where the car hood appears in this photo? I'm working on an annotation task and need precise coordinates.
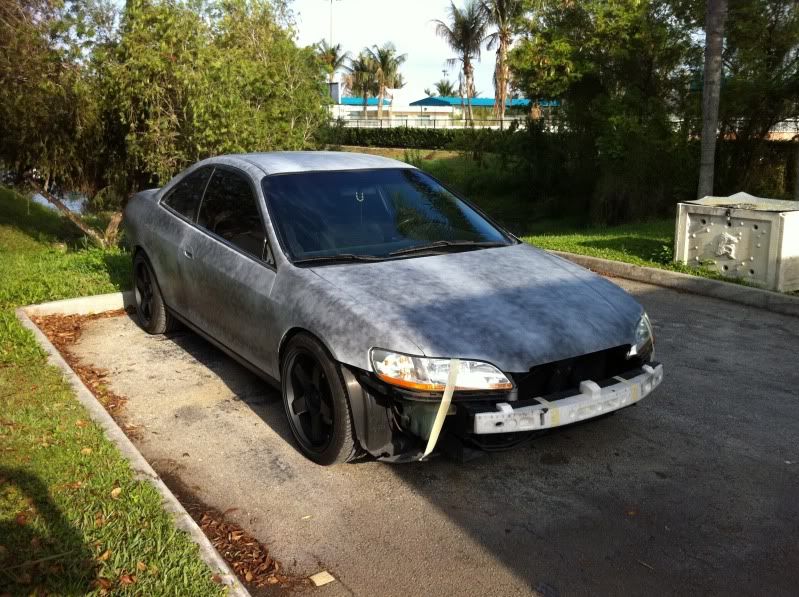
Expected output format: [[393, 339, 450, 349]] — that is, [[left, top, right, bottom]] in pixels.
[[309, 243, 643, 372]]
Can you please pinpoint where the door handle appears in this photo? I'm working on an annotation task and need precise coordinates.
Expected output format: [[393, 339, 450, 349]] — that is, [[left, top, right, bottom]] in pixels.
[[182, 248, 194, 259]]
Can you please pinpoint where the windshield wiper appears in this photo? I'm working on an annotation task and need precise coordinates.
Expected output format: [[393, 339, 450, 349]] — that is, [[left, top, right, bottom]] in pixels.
[[388, 240, 508, 257], [292, 253, 386, 266]]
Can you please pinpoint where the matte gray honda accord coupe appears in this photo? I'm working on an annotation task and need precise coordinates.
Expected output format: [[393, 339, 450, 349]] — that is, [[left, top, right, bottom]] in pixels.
[[124, 151, 663, 465]]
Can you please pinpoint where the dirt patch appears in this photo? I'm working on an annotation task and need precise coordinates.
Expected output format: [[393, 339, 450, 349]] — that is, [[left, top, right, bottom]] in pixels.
[[32, 311, 307, 594]]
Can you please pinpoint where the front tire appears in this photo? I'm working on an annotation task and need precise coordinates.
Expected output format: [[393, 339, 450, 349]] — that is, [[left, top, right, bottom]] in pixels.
[[133, 253, 175, 335], [281, 334, 357, 465]]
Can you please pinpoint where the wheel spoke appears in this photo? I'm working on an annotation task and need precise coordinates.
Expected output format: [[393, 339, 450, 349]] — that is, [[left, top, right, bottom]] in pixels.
[[291, 395, 308, 416], [310, 412, 322, 441], [312, 362, 323, 389], [319, 400, 333, 425], [294, 363, 313, 392]]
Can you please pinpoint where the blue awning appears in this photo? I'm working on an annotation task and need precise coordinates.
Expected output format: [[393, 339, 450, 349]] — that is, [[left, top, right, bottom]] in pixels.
[[409, 96, 559, 108]]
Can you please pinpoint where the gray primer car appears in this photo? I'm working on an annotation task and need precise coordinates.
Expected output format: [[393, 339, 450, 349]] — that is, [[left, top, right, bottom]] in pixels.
[[124, 151, 663, 464]]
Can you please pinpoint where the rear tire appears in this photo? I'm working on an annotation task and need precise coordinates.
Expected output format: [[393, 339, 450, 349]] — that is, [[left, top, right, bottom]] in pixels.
[[133, 253, 175, 335], [281, 333, 357, 465]]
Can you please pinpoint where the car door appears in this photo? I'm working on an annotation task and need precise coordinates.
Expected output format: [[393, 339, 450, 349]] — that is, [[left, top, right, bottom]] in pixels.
[[157, 166, 213, 316], [179, 166, 280, 377]]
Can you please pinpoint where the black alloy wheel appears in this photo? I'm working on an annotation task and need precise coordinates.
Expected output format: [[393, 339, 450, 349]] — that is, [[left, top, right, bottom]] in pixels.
[[281, 334, 356, 465], [132, 253, 174, 335]]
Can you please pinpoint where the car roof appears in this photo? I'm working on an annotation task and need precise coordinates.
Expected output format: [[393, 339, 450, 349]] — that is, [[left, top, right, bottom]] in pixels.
[[218, 151, 414, 176]]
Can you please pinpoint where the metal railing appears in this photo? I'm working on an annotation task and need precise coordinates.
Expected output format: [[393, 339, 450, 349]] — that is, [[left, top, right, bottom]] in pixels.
[[334, 117, 528, 130]]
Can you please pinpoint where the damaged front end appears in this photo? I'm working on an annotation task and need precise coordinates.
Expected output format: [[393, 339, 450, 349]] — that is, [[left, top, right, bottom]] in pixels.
[[341, 343, 662, 463]]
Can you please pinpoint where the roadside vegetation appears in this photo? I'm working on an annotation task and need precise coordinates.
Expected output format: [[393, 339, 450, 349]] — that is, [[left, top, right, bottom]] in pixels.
[[0, 187, 224, 594]]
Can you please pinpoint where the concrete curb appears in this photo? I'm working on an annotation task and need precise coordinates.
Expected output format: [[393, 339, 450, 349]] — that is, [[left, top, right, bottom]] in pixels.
[[552, 251, 799, 318], [16, 297, 250, 597]]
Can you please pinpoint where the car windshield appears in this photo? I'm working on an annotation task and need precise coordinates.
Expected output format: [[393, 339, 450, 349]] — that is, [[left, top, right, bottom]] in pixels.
[[262, 168, 513, 262]]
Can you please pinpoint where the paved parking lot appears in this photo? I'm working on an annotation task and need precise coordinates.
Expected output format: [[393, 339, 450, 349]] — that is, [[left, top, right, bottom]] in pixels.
[[70, 278, 799, 596]]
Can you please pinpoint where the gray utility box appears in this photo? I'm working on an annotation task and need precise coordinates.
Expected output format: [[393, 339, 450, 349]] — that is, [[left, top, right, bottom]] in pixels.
[[675, 192, 799, 292]]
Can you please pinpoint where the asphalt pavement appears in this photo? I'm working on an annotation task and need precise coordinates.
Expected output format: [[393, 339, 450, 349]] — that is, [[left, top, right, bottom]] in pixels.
[[70, 278, 799, 597]]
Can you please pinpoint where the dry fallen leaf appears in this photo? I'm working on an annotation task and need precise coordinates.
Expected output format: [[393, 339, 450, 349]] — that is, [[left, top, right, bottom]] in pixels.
[[110, 487, 122, 499], [98, 549, 111, 562], [75, 419, 88, 428], [136, 561, 147, 572], [81, 447, 92, 455], [94, 577, 112, 590], [119, 574, 136, 585], [15, 513, 27, 526]]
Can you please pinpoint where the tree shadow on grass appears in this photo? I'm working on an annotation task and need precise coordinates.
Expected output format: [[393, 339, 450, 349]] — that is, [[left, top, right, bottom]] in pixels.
[[0, 467, 96, 594], [574, 236, 669, 262], [102, 252, 133, 292], [0, 189, 87, 247]]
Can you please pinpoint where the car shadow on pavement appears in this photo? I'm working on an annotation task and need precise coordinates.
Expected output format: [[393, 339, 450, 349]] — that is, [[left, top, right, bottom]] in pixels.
[[119, 310, 298, 448], [383, 282, 799, 596], [0, 467, 96, 594]]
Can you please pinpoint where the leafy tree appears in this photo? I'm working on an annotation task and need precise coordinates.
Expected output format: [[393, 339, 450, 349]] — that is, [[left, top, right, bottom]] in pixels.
[[715, 0, 799, 197], [365, 43, 407, 119], [483, 0, 523, 119], [316, 39, 350, 83], [510, 0, 698, 222], [0, 0, 117, 245], [434, 0, 490, 124], [97, 0, 327, 188]]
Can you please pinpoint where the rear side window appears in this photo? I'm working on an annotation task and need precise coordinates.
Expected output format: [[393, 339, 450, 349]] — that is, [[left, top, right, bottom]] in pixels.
[[162, 167, 212, 221], [197, 168, 269, 262]]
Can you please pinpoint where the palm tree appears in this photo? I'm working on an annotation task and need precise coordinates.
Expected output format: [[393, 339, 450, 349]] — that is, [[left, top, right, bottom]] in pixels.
[[434, 78, 457, 97], [365, 43, 407, 119], [316, 40, 350, 84], [483, 0, 522, 119], [434, 0, 489, 124], [344, 52, 378, 118]]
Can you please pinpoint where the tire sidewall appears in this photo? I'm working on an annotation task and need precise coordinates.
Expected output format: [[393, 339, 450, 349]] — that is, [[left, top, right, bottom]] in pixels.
[[281, 334, 355, 465], [133, 252, 169, 335]]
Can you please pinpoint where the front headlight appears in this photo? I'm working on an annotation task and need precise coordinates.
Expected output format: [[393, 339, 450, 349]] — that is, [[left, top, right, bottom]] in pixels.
[[370, 349, 513, 392], [630, 312, 654, 359]]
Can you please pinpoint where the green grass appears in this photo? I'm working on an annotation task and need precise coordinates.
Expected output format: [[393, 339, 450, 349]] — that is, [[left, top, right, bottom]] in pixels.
[[522, 219, 678, 268], [0, 187, 224, 595]]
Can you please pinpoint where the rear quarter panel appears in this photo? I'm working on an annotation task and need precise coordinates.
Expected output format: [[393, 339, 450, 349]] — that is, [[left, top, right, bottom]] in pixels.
[[124, 189, 189, 311]]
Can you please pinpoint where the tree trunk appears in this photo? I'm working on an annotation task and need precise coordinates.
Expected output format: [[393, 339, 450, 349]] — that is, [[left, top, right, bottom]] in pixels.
[[794, 137, 799, 202], [697, 0, 728, 199], [464, 60, 474, 125], [494, 36, 510, 120], [377, 84, 384, 119], [35, 186, 107, 247], [104, 211, 124, 246]]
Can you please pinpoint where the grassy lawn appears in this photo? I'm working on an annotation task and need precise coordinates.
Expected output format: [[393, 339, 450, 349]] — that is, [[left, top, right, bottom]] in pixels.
[[522, 219, 677, 268], [0, 187, 224, 594]]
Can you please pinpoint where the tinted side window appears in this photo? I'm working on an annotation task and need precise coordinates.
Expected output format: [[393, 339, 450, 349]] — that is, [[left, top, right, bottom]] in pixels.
[[198, 169, 269, 262], [162, 167, 212, 221]]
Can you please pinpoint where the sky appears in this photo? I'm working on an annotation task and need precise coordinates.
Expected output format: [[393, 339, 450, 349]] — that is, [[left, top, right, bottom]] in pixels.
[[290, 0, 497, 102]]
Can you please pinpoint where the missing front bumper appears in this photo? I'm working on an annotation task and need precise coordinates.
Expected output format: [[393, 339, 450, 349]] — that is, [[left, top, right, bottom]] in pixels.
[[471, 363, 663, 435]]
